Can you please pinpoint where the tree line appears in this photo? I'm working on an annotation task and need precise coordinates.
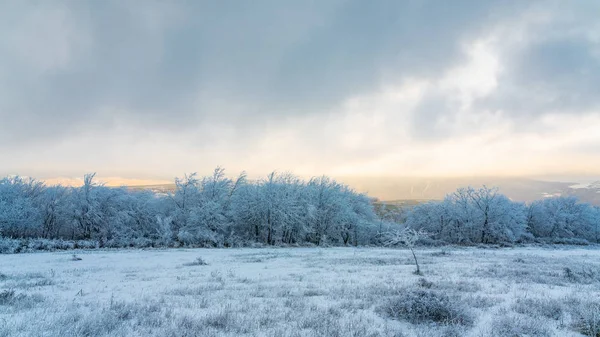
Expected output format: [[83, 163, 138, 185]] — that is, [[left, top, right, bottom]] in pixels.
[[0, 168, 377, 248], [1, 169, 599, 251], [403, 186, 600, 245]]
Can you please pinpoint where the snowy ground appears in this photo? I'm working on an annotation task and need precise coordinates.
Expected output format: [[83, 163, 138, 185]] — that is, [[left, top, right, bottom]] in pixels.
[[1, 247, 599, 337]]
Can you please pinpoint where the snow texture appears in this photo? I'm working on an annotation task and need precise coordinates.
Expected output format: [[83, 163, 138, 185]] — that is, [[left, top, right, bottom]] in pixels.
[[0, 246, 599, 336]]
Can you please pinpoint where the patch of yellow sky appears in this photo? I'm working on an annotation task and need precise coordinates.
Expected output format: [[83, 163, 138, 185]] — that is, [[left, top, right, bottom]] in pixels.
[[42, 177, 172, 187]]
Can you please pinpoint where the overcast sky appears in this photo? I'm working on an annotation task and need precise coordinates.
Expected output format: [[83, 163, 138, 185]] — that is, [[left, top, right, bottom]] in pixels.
[[1, 0, 599, 185]]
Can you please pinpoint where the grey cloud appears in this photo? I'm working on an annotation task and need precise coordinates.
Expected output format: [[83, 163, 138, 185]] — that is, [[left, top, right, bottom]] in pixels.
[[475, 1, 600, 121], [410, 90, 459, 141], [406, 1, 600, 138], [1, 0, 530, 146], [488, 38, 600, 116]]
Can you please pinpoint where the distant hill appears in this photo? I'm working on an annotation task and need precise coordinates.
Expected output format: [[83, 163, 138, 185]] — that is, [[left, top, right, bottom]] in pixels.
[[337, 177, 600, 205], [127, 184, 176, 194], [124, 177, 600, 205]]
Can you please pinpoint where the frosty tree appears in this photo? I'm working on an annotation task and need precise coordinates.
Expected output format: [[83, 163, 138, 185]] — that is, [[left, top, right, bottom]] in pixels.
[[1, 170, 599, 248], [384, 227, 427, 275]]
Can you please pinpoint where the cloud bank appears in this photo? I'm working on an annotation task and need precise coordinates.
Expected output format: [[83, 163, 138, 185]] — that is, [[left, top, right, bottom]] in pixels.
[[1, 0, 599, 182]]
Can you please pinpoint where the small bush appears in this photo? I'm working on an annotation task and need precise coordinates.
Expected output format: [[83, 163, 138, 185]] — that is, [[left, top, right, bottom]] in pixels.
[[569, 300, 600, 337], [551, 238, 590, 245], [303, 289, 325, 297], [512, 297, 563, 320], [490, 313, 551, 337], [169, 315, 207, 336], [57, 300, 169, 336], [381, 289, 474, 326], [9, 278, 54, 290], [430, 250, 452, 257], [0, 290, 44, 309], [417, 278, 481, 293], [0, 290, 16, 305], [72, 311, 122, 336], [0, 238, 21, 254], [438, 280, 481, 293], [109, 300, 163, 321], [203, 310, 236, 331], [417, 278, 433, 289], [463, 295, 499, 309], [73, 240, 100, 249], [563, 266, 599, 284], [183, 257, 209, 267]]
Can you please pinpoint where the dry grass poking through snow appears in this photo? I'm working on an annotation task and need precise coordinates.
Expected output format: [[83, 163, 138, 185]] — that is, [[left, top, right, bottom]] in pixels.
[[0, 247, 599, 336]]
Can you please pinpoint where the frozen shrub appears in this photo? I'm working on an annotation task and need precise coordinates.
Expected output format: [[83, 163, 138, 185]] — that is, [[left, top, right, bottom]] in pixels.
[[563, 265, 600, 284], [568, 300, 600, 337], [0, 238, 85, 253], [303, 289, 325, 297], [0, 324, 10, 337], [430, 250, 452, 257], [381, 289, 474, 326], [58, 300, 170, 336], [25, 238, 73, 251], [73, 240, 99, 249], [48, 239, 75, 250], [0, 290, 15, 305], [512, 297, 563, 320], [552, 238, 590, 245], [169, 315, 207, 336], [416, 277, 481, 293], [109, 300, 163, 323], [438, 280, 481, 293], [183, 257, 209, 266], [417, 278, 434, 289], [176, 231, 196, 246], [463, 295, 499, 309], [71, 311, 122, 337], [131, 237, 155, 248], [0, 290, 44, 309], [71, 254, 82, 261], [490, 313, 551, 337], [0, 238, 20, 254], [203, 310, 236, 331]]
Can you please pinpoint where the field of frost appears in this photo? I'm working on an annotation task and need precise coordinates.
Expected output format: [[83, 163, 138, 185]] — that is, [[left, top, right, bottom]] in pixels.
[[1, 247, 600, 337]]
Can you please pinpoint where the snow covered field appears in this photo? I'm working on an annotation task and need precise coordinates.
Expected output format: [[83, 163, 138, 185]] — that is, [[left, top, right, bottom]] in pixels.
[[1, 247, 599, 337]]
